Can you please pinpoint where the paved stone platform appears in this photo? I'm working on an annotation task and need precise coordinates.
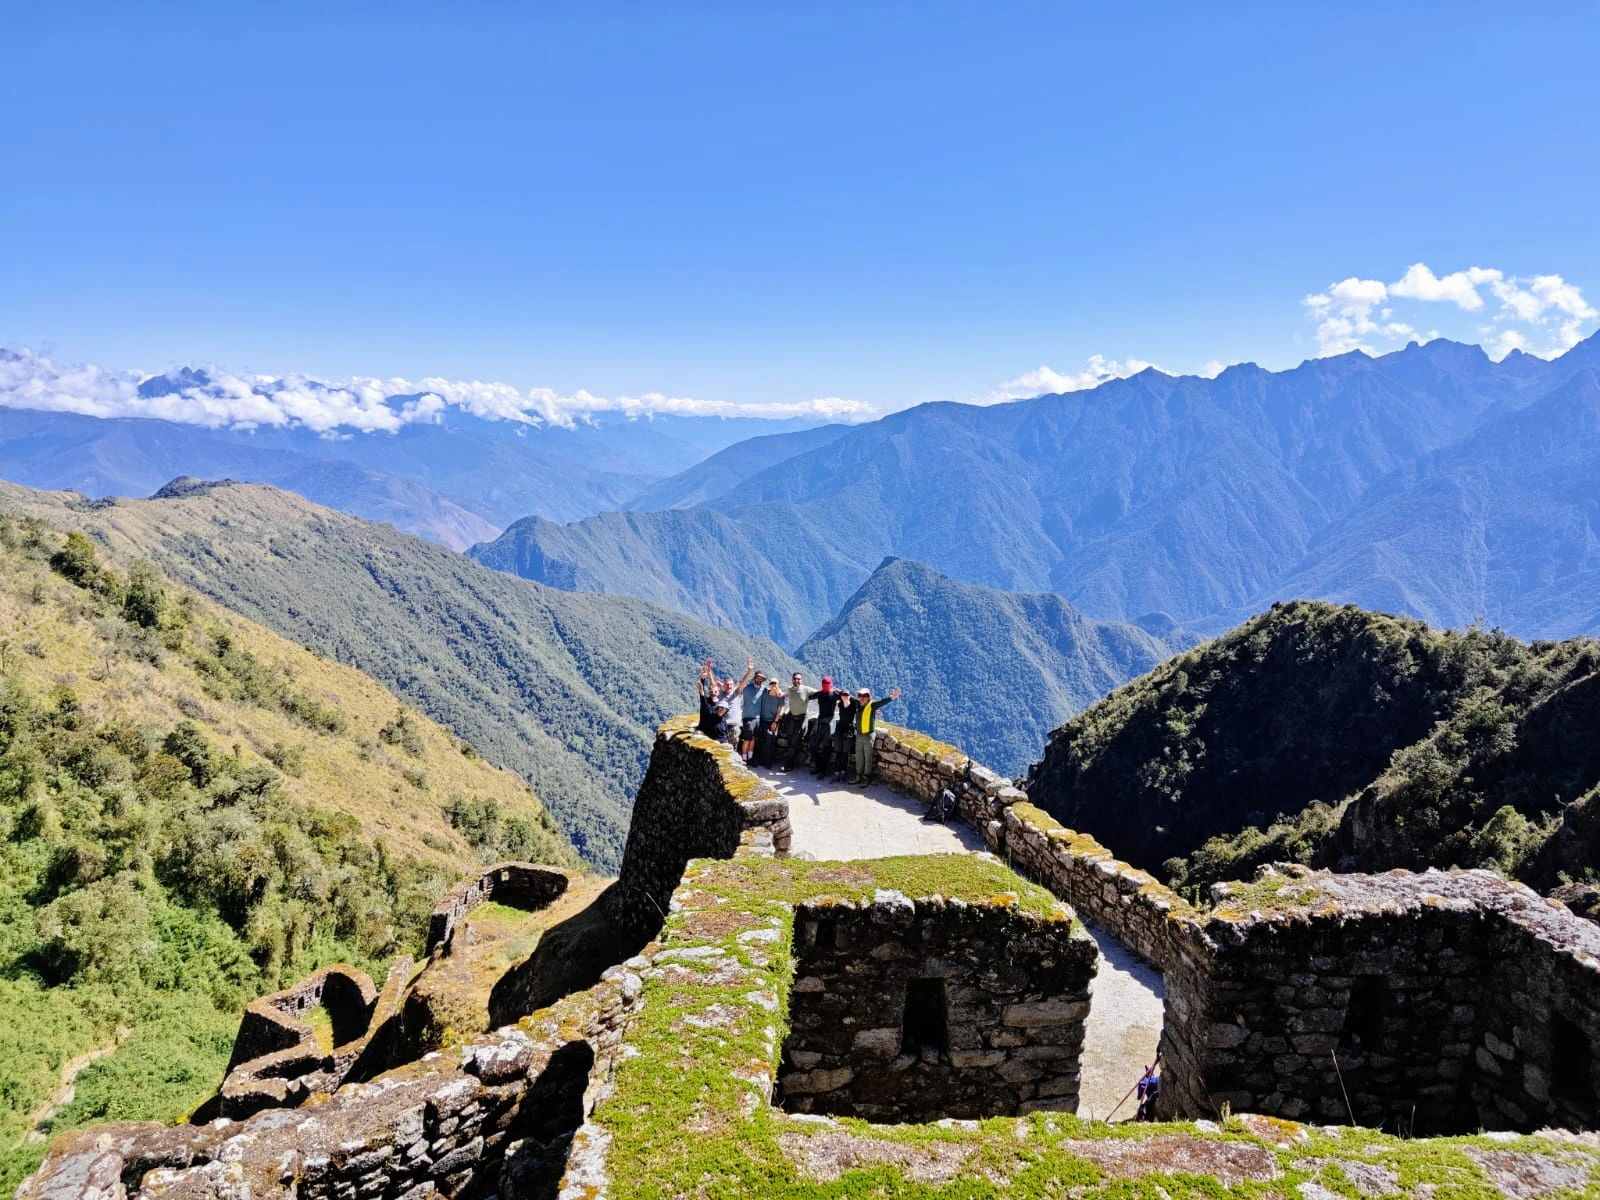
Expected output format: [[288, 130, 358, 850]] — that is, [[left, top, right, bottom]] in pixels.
[[753, 764, 985, 859], [753, 760, 1165, 1121], [1077, 923, 1166, 1121]]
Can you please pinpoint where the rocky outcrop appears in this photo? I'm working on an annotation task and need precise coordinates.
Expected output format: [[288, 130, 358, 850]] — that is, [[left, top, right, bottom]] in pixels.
[[601, 716, 790, 933]]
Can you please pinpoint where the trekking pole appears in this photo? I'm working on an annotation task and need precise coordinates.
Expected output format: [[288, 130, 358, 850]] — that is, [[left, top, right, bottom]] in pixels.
[[1106, 1055, 1159, 1123], [1330, 1050, 1357, 1126], [1105, 1076, 1142, 1123]]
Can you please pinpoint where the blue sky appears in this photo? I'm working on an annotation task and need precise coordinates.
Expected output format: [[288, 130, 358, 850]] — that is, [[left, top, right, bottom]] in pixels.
[[4, 2, 1599, 424]]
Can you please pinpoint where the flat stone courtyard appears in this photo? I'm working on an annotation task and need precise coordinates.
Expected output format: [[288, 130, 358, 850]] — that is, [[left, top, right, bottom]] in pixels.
[[754, 764, 985, 859], [752, 762, 1166, 1120]]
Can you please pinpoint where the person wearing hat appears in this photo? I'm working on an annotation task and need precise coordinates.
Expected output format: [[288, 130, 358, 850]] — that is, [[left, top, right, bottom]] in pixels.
[[808, 675, 842, 776], [850, 685, 902, 785], [695, 659, 732, 740]]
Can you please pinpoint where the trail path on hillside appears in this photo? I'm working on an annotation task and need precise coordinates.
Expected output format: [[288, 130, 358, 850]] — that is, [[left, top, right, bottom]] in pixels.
[[754, 762, 1165, 1121], [24, 1027, 130, 1143]]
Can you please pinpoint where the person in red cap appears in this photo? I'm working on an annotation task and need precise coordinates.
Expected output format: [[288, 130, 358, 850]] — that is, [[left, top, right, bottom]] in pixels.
[[807, 675, 842, 776]]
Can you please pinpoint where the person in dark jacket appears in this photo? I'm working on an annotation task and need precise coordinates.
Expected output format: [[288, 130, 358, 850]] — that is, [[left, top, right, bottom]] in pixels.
[[808, 676, 841, 776], [695, 660, 730, 739], [830, 692, 857, 781], [850, 686, 901, 784], [781, 672, 826, 771]]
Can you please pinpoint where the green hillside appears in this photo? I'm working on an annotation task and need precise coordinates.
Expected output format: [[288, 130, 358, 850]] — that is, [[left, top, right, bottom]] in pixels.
[[0, 479, 799, 870], [0, 512, 576, 1194], [798, 557, 1171, 774], [1025, 600, 1600, 898]]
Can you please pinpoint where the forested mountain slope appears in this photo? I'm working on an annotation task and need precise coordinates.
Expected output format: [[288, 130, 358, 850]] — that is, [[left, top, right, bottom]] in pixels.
[[797, 558, 1171, 774], [473, 335, 1600, 646], [0, 480, 799, 871], [0, 513, 573, 1192], [470, 505, 865, 650], [1024, 600, 1600, 898]]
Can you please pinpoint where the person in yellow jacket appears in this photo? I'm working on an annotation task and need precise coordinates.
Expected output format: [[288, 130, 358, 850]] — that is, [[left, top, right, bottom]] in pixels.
[[850, 685, 902, 785]]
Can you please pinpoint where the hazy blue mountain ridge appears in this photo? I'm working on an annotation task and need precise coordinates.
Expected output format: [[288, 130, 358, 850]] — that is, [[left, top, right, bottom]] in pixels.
[[473, 334, 1600, 646], [624, 422, 853, 511], [797, 557, 1172, 775]]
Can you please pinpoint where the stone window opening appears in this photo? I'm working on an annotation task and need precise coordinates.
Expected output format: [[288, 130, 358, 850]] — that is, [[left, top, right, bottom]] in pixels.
[[1340, 976, 1389, 1055], [1551, 1012, 1595, 1107], [901, 978, 948, 1059], [811, 917, 838, 949]]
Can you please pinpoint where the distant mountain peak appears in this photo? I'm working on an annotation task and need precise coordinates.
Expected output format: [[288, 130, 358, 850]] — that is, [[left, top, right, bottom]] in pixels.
[[151, 476, 242, 500], [136, 366, 215, 399]]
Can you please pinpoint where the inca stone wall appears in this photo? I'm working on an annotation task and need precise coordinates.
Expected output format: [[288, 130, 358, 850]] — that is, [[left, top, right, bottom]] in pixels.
[[780, 891, 1097, 1120], [19, 964, 646, 1200], [1162, 865, 1600, 1134], [427, 863, 570, 956], [871, 726, 1192, 971], [873, 724, 1600, 1135], [196, 960, 413, 1123], [603, 716, 790, 932]]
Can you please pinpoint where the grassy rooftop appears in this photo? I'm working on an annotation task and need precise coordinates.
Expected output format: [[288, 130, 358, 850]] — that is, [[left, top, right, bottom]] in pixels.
[[579, 853, 1600, 1199]]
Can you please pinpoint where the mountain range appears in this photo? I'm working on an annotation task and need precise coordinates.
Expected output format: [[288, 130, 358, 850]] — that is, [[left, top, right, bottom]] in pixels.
[[470, 333, 1600, 646], [0, 479, 797, 870], [796, 557, 1172, 775], [0, 361, 833, 549]]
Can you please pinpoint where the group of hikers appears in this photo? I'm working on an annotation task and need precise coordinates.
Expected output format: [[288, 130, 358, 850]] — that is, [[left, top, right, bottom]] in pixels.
[[696, 658, 902, 785]]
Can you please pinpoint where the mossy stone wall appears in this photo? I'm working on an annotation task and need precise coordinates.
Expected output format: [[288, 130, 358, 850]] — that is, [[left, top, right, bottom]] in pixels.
[[781, 892, 1096, 1120]]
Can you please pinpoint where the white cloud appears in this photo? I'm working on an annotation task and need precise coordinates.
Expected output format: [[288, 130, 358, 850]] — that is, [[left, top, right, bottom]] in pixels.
[[0, 347, 873, 434], [1303, 262, 1598, 359], [977, 355, 1166, 405]]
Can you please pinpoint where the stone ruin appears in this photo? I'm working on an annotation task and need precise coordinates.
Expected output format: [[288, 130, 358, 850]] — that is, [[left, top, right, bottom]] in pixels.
[[195, 862, 570, 1124], [194, 961, 412, 1123], [1163, 863, 1600, 1134], [781, 889, 1096, 1120], [20, 716, 1600, 1200], [426, 863, 570, 956]]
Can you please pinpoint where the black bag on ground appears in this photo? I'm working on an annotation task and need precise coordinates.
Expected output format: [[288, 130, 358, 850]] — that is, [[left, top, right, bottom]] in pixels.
[[924, 786, 957, 823]]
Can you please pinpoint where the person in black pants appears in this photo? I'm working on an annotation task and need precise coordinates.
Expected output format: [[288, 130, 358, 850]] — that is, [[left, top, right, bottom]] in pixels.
[[829, 692, 857, 781], [756, 678, 785, 767], [808, 676, 841, 776]]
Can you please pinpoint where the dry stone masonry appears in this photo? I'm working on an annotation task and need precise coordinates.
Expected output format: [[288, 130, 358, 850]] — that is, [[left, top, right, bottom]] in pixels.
[[872, 725, 1193, 969], [602, 716, 791, 933], [23, 715, 1600, 1200], [426, 863, 570, 956], [781, 888, 1097, 1120], [19, 965, 644, 1200], [1162, 864, 1600, 1134], [864, 725, 1600, 1134]]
